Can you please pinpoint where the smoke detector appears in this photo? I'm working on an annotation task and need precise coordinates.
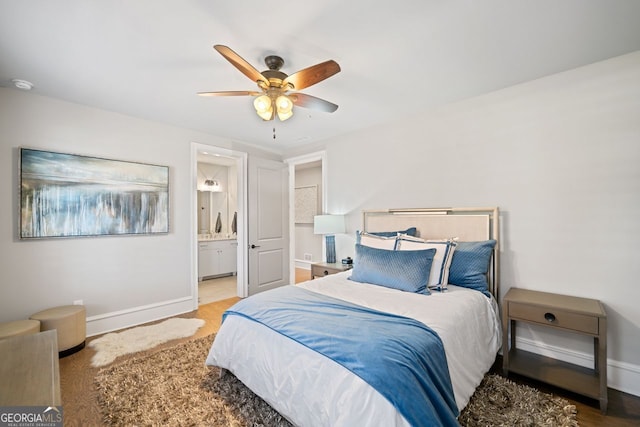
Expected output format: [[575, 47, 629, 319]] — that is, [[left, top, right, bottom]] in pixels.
[[12, 79, 34, 91]]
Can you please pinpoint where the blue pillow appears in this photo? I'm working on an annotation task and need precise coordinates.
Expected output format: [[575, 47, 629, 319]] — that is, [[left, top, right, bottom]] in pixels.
[[355, 227, 417, 243], [369, 227, 417, 238], [349, 244, 436, 294], [448, 240, 496, 296]]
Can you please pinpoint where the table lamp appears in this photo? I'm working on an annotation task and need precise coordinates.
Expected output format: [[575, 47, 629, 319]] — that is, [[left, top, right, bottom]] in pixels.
[[314, 214, 345, 263]]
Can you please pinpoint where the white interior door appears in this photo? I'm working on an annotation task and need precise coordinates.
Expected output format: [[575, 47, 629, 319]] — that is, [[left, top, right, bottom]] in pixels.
[[248, 156, 289, 295]]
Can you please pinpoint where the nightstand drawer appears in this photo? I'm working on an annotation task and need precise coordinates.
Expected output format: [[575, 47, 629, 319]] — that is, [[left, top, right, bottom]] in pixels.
[[509, 302, 599, 335], [310, 262, 352, 279], [311, 265, 330, 277]]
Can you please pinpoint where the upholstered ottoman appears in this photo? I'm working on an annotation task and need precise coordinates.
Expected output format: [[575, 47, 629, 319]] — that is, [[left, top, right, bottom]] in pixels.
[[0, 319, 41, 340], [30, 305, 86, 357]]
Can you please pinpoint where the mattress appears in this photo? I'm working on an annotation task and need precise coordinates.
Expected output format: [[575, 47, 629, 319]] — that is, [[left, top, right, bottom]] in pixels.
[[206, 271, 501, 426]]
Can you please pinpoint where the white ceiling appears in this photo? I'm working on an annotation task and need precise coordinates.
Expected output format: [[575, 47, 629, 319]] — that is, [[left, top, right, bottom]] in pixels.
[[2, 1, 639, 154]]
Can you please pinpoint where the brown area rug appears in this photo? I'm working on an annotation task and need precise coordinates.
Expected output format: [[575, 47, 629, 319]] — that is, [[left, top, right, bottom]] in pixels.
[[95, 335, 578, 426]]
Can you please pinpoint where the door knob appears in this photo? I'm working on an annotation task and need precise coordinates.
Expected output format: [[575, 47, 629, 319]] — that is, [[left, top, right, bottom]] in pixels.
[[250, 244, 261, 249]]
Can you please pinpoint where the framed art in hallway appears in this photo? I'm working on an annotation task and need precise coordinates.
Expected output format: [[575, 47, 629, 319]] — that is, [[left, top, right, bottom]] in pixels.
[[19, 148, 169, 239], [294, 185, 317, 224]]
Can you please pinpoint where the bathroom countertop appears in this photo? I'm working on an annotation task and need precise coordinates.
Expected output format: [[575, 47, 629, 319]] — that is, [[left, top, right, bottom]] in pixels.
[[198, 235, 237, 242]]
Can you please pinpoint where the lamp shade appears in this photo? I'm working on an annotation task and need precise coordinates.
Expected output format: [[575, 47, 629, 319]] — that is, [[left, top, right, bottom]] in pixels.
[[276, 95, 293, 121], [254, 95, 273, 120], [314, 215, 345, 235]]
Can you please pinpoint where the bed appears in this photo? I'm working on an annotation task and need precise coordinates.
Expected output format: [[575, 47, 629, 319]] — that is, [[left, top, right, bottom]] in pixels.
[[206, 207, 502, 426]]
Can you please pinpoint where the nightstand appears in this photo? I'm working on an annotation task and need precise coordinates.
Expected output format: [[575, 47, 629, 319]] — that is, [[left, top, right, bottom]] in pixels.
[[502, 288, 607, 413], [311, 262, 352, 279]]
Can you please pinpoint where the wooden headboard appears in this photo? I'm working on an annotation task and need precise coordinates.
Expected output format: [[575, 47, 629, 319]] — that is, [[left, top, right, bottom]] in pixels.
[[362, 207, 500, 297]]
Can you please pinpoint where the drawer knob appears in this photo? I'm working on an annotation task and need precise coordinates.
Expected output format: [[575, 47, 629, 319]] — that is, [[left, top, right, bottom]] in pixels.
[[323, 270, 329, 276], [544, 312, 556, 322]]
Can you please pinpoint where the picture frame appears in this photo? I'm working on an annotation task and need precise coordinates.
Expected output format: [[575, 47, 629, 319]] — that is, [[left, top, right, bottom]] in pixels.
[[19, 148, 169, 239], [294, 185, 317, 224]]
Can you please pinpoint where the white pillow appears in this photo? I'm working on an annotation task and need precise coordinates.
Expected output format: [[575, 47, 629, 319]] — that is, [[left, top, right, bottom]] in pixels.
[[396, 234, 457, 290], [357, 231, 398, 250]]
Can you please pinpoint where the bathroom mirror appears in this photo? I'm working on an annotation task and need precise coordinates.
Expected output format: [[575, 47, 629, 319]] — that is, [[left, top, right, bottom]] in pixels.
[[197, 161, 237, 238]]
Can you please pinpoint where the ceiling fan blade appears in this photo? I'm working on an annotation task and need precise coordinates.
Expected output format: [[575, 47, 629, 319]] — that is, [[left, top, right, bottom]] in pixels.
[[213, 45, 270, 87], [283, 60, 341, 91], [198, 90, 261, 97], [290, 93, 338, 113]]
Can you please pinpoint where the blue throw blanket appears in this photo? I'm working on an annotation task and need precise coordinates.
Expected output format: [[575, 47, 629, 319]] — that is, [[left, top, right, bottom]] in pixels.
[[223, 286, 459, 426]]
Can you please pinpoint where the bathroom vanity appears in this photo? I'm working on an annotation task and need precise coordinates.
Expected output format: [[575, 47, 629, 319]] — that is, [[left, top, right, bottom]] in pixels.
[[198, 237, 238, 281]]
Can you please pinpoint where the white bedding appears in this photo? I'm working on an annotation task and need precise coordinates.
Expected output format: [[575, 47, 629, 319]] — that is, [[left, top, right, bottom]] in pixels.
[[206, 271, 501, 426]]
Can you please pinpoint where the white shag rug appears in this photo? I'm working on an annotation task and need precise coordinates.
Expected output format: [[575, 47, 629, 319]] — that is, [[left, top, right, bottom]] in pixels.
[[89, 317, 206, 367]]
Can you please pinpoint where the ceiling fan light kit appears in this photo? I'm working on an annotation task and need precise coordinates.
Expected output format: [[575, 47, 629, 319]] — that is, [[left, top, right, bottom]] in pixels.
[[253, 92, 294, 121], [254, 95, 273, 120], [199, 45, 340, 122], [275, 95, 293, 120]]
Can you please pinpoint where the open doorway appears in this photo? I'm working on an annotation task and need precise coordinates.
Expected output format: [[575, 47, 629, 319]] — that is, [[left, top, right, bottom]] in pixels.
[[286, 151, 326, 284], [191, 143, 248, 309], [196, 155, 237, 305]]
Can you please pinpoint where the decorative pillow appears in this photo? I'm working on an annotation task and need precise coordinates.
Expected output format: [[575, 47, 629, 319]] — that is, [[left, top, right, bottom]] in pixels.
[[356, 231, 399, 250], [448, 240, 496, 296], [349, 244, 436, 294], [355, 227, 417, 249], [356, 227, 417, 241], [396, 235, 457, 291], [368, 227, 417, 238]]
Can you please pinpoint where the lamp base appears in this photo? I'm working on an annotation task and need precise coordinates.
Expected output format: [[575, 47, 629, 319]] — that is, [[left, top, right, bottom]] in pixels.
[[325, 235, 336, 263]]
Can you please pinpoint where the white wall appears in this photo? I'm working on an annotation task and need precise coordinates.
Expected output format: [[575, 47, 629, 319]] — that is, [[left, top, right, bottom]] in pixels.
[[0, 88, 278, 335], [294, 51, 640, 394]]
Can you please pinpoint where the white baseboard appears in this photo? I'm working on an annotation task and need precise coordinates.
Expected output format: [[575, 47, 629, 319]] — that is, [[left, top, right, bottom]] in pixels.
[[295, 259, 312, 270], [85, 296, 195, 337], [517, 336, 640, 397]]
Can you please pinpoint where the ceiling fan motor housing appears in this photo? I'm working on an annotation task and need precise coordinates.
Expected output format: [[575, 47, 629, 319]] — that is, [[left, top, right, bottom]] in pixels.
[[261, 55, 290, 89], [264, 55, 285, 71]]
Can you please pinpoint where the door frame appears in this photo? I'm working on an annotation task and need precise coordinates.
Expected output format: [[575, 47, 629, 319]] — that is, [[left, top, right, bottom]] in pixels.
[[191, 142, 249, 309], [284, 150, 327, 283]]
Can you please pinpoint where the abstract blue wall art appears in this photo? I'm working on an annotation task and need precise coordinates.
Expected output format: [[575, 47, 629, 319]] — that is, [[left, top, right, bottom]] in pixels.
[[20, 148, 169, 238]]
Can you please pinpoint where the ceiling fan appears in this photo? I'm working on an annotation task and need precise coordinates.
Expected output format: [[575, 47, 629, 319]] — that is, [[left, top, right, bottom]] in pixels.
[[198, 45, 341, 121]]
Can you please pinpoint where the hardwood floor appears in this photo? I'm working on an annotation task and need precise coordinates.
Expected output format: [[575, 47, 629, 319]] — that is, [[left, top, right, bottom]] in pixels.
[[295, 266, 312, 283], [59, 297, 240, 426], [489, 359, 640, 427], [198, 268, 310, 306], [58, 269, 639, 426]]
